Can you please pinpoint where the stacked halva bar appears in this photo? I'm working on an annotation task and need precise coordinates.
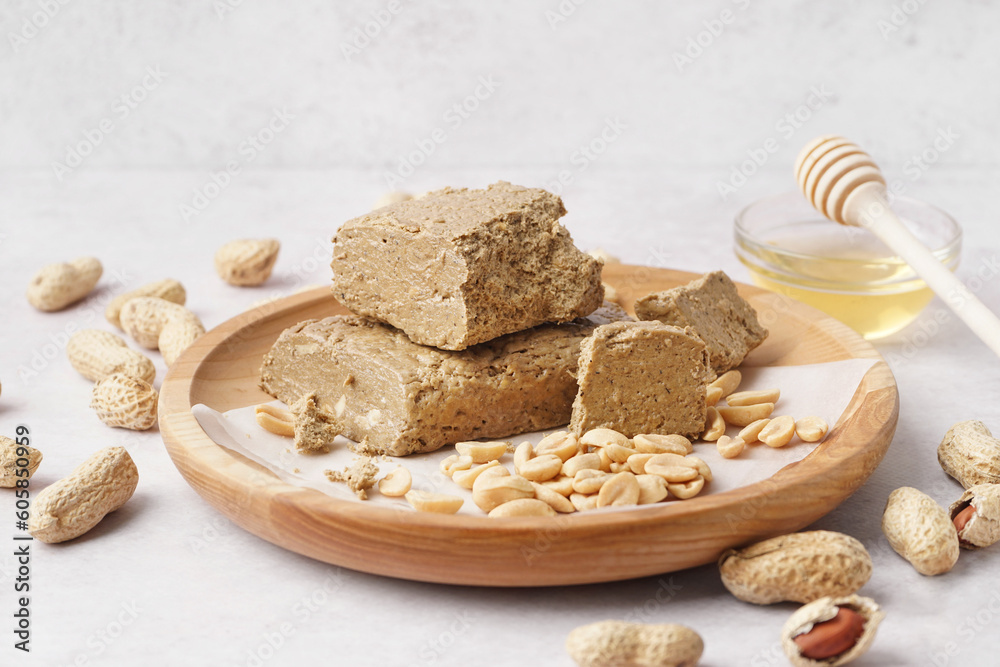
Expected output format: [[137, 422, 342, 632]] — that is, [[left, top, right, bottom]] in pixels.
[[260, 181, 768, 456]]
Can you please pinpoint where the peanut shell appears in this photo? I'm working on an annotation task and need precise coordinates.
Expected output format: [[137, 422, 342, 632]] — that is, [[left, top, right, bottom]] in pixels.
[[781, 595, 884, 667], [0, 435, 42, 487], [106, 278, 186, 329], [718, 530, 872, 604], [949, 483, 1000, 549], [566, 620, 703, 667], [91, 373, 159, 431], [881, 486, 959, 575]]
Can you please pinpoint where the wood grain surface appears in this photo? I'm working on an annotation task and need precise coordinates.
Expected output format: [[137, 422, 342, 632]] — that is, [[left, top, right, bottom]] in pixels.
[[158, 265, 898, 587]]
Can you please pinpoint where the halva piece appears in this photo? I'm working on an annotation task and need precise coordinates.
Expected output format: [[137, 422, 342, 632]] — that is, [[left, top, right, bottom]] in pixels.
[[260, 304, 630, 456], [569, 321, 711, 439], [330, 181, 604, 350], [635, 270, 767, 374]]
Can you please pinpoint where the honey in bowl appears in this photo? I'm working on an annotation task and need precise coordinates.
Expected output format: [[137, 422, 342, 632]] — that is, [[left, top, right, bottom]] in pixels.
[[735, 193, 961, 340]]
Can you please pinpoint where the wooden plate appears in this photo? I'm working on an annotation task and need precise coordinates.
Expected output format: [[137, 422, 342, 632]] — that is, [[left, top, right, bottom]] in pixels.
[[159, 265, 897, 587]]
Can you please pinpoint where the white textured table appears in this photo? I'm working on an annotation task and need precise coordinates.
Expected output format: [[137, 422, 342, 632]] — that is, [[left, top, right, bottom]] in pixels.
[[2, 166, 999, 666]]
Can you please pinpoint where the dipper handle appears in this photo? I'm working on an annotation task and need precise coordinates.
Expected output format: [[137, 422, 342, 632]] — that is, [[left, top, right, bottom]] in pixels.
[[795, 135, 1000, 358]]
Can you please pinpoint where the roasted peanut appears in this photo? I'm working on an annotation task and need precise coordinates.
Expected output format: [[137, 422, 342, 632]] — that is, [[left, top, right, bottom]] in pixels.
[[706, 385, 723, 406], [881, 486, 959, 575], [452, 460, 502, 489], [726, 388, 780, 406], [719, 531, 873, 605], [938, 420, 1000, 488], [759, 415, 796, 448], [471, 474, 533, 512], [541, 475, 576, 497], [633, 434, 692, 456], [573, 469, 611, 495], [377, 467, 412, 497], [91, 373, 158, 430], [580, 428, 630, 449], [667, 477, 705, 500], [716, 435, 745, 459], [570, 493, 598, 512], [702, 406, 726, 441], [26, 257, 102, 311], [28, 447, 138, 543], [597, 472, 640, 507], [709, 369, 741, 398], [455, 440, 509, 463], [488, 498, 556, 518], [795, 416, 829, 443], [255, 404, 295, 437], [535, 431, 581, 462], [1, 436, 42, 487], [636, 474, 669, 504], [67, 329, 156, 384], [627, 453, 655, 475], [566, 620, 703, 667], [440, 454, 474, 477], [781, 595, 884, 667], [718, 402, 774, 427], [518, 454, 563, 482], [531, 482, 576, 513], [739, 418, 770, 444], [562, 452, 602, 478], [405, 489, 463, 514]]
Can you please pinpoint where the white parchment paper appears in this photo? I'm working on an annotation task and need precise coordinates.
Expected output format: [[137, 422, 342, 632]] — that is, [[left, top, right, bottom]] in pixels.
[[193, 358, 878, 515]]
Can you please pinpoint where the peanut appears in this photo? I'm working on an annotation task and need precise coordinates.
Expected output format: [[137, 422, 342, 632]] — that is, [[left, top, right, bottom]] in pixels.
[[726, 388, 780, 406], [949, 483, 1000, 549], [938, 420, 1000, 488], [881, 487, 959, 575], [716, 435, 745, 459], [119, 297, 205, 366], [705, 385, 723, 407], [26, 257, 102, 311], [531, 482, 576, 513], [570, 492, 599, 511], [439, 454, 473, 477], [718, 531, 873, 605], [1, 436, 42, 487], [562, 452, 602, 478], [214, 238, 280, 286], [513, 440, 533, 471], [708, 369, 741, 398], [781, 595, 884, 667], [795, 416, 829, 443], [667, 477, 705, 500], [573, 469, 611, 495], [405, 489, 463, 514], [67, 329, 155, 384], [91, 373, 158, 430], [28, 446, 138, 543], [644, 453, 699, 483], [739, 418, 770, 444], [471, 474, 533, 512], [541, 475, 575, 497], [452, 460, 502, 490], [535, 431, 580, 462], [627, 453, 655, 475], [633, 434, 692, 456], [758, 415, 796, 448], [565, 620, 704, 667], [518, 454, 563, 482], [377, 467, 412, 497], [254, 404, 295, 437], [636, 474, 669, 504], [455, 440, 509, 464], [597, 472, 640, 507], [580, 427, 630, 449], [488, 498, 556, 518], [718, 402, 774, 427], [106, 279, 186, 329], [702, 406, 726, 441]]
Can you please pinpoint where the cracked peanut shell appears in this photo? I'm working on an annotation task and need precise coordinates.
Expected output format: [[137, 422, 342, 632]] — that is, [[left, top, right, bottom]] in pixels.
[[0, 435, 42, 487], [718, 531, 872, 605], [782, 595, 884, 667], [949, 483, 1000, 549]]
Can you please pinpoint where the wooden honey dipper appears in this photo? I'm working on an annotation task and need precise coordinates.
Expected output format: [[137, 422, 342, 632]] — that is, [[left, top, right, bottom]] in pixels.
[[795, 135, 1000, 356]]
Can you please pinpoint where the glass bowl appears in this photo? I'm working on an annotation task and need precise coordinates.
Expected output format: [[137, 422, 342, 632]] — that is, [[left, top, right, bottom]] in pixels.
[[734, 192, 962, 340]]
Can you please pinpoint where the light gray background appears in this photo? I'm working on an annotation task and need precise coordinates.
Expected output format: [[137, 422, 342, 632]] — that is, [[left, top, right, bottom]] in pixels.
[[2, 1, 999, 665]]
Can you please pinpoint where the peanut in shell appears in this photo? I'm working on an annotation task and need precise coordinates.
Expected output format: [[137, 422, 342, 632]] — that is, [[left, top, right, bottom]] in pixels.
[[781, 594, 884, 667], [881, 486, 959, 575], [949, 483, 1000, 549], [938, 420, 1000, 488]]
